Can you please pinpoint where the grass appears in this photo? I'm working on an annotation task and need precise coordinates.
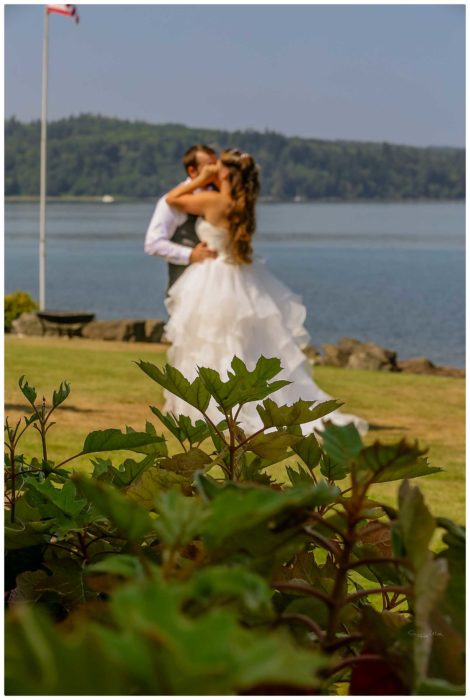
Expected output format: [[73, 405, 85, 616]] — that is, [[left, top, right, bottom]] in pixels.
[[4, 335, 465, 525]]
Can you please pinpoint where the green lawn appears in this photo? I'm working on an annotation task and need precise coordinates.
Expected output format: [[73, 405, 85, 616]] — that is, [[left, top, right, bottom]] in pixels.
[[4, 335, 465, 525]]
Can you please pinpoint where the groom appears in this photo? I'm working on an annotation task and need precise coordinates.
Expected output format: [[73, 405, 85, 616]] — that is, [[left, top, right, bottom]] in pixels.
[[144, 144, 218, 289]]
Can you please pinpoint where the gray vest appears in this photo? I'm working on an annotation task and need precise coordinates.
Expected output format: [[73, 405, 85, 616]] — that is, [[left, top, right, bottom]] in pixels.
[[168, 214, 199, 289]]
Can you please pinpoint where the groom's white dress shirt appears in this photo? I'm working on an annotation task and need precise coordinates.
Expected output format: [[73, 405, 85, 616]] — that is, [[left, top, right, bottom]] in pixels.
[[144, 179, 193, 266]]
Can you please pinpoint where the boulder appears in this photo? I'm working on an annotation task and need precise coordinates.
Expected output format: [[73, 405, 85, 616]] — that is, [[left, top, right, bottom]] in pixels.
[[398, 357, 436, 375], [347, 341, 398, 372], [10, 312, 43, 336], [302, 344, 321, 365], [433, 366, 465, 379], [320, 337, 398, 371], [398, 357, 465, 378], [320, 343, 344, 367], [81, 319, 147, 342]]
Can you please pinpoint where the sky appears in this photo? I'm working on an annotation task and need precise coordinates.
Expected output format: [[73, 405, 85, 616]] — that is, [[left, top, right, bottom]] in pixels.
[[4, 3, 466, 147]]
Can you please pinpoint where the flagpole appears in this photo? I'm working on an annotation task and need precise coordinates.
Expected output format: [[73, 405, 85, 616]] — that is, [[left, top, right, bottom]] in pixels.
[[39, 6, 49, 311]]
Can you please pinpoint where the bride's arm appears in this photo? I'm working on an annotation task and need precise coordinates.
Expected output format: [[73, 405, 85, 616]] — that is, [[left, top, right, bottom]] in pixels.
[[166, 165, 220, 216]]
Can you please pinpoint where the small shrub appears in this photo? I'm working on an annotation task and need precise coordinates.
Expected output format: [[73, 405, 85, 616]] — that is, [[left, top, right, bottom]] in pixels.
[[4, 290, 38, 331]]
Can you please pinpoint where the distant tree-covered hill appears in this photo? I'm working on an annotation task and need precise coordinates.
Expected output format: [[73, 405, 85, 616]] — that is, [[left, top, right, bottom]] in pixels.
[[5, 114, 465, 200]]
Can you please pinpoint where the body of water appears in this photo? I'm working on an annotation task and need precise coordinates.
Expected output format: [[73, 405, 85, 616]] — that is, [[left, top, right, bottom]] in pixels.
[[5, 201, 465, 367]]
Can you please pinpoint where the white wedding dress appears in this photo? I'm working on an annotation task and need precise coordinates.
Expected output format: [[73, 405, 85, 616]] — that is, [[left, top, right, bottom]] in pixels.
[[164, 219, 368, 436]]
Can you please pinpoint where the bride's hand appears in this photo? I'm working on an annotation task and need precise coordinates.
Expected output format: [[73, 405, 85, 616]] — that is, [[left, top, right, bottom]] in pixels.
[[197, 164, 219, 185]]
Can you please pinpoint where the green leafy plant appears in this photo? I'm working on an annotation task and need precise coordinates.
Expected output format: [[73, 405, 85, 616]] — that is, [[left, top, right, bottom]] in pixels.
[[4, 290, 38, 331], [4, 356, 465, 695]]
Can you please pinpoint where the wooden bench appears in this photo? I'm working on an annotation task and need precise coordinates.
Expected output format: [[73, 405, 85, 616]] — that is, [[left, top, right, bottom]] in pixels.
[[37, 311, 96, 338]]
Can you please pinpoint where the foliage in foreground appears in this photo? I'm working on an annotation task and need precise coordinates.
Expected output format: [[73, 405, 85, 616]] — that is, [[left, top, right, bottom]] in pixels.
[[4, 356, 465, 695]]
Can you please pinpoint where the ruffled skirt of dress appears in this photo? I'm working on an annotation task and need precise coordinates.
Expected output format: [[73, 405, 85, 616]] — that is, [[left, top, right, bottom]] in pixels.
[[163, 258, 368, 437]]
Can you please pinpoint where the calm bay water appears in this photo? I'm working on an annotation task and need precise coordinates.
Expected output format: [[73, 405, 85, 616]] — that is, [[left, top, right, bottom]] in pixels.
[[5, 201, 465, 367]]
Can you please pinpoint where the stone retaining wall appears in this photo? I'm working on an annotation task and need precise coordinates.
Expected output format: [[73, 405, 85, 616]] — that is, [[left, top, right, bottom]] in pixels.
[[10, 312, 166, 344]]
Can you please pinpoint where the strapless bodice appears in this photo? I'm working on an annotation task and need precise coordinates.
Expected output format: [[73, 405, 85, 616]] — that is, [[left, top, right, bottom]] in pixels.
[[196, 218, 230, 259]]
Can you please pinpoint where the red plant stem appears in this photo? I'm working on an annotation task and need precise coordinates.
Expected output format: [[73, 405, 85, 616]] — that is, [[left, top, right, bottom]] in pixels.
[[83, 534, 109, 548], [49, 542, 81, 556], [324, 525, 355, 644], [233, 403, 243, 422], [228, 410, 236, 480], [281, 612, 325, 641], [39, 400, 48, 463], [234, 426, 267, 450], [77, 532, 89, 561], [302, 526, 343, 559], [34, 422, 48, 463], [345, 557, 411, 571], [326, 653, 384, 677], [307, 513, 346, 539], [201, 411, 227, 446], [345, 586, 410, 604], [12, 469, 42, 477], [324, 634, 363, 651], [9, 444, 16, 523], [54, 451, 84, 469], [272, 580, 333, 607]]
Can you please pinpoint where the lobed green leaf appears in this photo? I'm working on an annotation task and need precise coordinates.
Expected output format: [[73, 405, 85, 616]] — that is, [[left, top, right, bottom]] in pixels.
[[82, 428, 165, 455], [356, 441, 437, 485], [137, 360, 211, 412], [202, 481, 339, 550], [292, 433, 322, 471], [18, 376, 37, 408], [52, 381, 71, 409], [125, 468, 190, 510], [74, 475, 154, 541], [247, 431, 300, 459], [153, 490, 209, 548], [197, 356, 291, 412]]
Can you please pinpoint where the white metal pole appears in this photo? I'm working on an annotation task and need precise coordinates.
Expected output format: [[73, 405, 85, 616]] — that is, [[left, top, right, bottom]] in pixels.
[[39, 7, 49, 311]]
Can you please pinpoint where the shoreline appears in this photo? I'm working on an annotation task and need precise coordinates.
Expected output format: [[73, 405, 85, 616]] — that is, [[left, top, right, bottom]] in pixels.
[[5, 332, 465, 377], [5, 195, 465, 205]]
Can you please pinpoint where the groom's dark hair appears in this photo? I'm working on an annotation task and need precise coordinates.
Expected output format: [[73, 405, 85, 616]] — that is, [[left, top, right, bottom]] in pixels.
[[183, 144, 217, 174]]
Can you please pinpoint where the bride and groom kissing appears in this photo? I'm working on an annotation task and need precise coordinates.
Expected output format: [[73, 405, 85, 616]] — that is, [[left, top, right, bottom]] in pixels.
[[144, 144, 368, 436]]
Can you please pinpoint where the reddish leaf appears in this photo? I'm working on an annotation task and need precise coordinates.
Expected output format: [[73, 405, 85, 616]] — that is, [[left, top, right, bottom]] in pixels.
[[349, 657, 408, 695]]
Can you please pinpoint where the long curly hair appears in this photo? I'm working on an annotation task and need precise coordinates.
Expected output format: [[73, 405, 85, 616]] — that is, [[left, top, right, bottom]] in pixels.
[[220, 148, 260, 264]]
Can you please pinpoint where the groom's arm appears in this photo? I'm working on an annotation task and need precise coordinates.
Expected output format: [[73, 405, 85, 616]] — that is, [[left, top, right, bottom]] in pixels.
[[144, 195, 193, 266]]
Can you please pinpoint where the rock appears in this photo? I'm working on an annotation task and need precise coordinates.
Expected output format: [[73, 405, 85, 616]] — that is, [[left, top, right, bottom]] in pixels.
[[398, 357, 436, 374], [337, 337, 364, 353], [81, 319, 147, 342], [434, 366, 465, 379], [10, 312, 43, 336], [398, 357, 465, 378], [320, 343, 344, 367], [144, 320, 165, 343], [347, 351, 385, 372], [347, 341, 398, 372], [321, 337, 398, 371], [302, 344, 321, 365], [8, 315, 168, 343]]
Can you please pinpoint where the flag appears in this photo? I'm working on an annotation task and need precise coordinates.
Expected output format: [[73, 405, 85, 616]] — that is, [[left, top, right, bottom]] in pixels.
[[47, 5, 79, 24]]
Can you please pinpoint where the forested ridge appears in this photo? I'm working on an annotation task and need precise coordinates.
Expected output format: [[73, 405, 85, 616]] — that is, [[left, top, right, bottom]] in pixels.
[[5, 114, 465, 200]]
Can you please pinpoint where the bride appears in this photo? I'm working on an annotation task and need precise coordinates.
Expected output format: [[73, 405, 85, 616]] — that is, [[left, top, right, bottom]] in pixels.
[[163, 148, 368, 436]]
